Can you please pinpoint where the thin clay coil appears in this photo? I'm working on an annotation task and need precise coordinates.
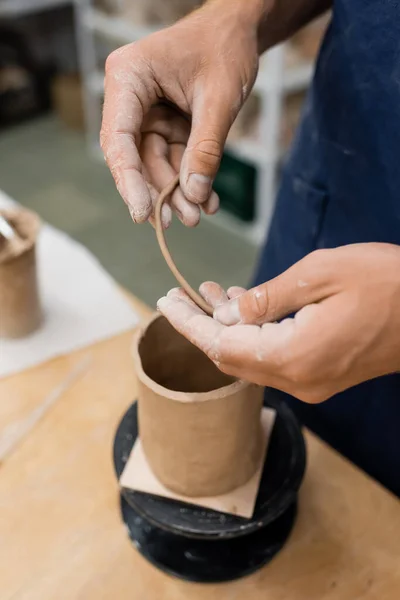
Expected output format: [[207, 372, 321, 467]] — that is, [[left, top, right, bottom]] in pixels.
[[154, 174, 214, 316]]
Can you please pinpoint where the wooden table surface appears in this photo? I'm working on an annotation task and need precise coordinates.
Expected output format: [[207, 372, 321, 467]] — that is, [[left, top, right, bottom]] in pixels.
[[1, 294, 399, 600]]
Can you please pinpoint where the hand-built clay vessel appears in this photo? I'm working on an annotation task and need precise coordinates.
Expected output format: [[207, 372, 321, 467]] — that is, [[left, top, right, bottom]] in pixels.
[[0, 208, 42, 338], [133, 314, 264, 497]]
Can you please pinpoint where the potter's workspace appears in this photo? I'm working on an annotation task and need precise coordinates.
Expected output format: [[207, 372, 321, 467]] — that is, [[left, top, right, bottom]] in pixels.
[[1, 1, 400, 599]]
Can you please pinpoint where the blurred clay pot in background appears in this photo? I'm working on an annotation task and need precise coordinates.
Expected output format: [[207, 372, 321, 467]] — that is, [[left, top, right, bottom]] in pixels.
[[0, 207, 42, 338]]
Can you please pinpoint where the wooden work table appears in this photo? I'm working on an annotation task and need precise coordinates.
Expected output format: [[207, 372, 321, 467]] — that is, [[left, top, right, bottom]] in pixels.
[[1, 295, 399, 600]]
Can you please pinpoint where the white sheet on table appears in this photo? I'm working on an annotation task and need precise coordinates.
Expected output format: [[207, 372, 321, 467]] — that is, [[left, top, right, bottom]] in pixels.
[[0, 190, 139, 378]]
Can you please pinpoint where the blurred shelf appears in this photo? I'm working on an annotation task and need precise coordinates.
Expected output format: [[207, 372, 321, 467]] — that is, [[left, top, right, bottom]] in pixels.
[[226, 139, 262, 166], [226, 139, 272, 166], [0, 0, 70, 17], [254, 60, 313, 95], [283, 62, 314, 93], [88, 70, 104, 94], [83, 6, 159, 42]]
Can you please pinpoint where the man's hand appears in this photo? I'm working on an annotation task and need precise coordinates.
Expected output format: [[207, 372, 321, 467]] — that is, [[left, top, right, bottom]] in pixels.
[[100, 0, 264, 228], [157, 243, 400, 403]]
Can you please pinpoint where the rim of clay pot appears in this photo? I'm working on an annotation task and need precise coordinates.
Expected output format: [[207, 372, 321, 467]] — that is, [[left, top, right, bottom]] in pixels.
[[0, 207, 41, 265], [132, 313, 250, 403]]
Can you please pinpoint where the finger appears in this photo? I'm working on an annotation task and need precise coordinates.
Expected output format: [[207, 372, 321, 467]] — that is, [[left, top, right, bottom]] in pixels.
[[173, 187, 200, 226], [202, 190, 220, 215], [227, 286, 246, 299], [161, 204, 172, 229], [157, 295, 224, 359], [101, 48, 156, 222], [214, 250, 338, 325], [169, 143, 201, 226], [142, 105, 199, 226], [141, 161, 171, 229], [140, 206, 172, 230], [147, 206, 172, 230], [213, 321, 294, 370], [141, 133, 177, 227], [166, 287, 204, 311], [141, 134, 200, 227], [141, 133, 171, 192], [180, 78, 239, 204], [199, 281, 228, 309]]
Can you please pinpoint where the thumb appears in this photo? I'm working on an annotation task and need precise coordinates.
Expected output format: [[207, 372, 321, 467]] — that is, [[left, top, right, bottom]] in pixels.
[[214, 250, 337, 325], [180, 80, 238, 204]]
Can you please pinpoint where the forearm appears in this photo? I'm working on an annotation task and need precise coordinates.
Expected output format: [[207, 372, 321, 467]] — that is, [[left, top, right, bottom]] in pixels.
[[207, 0, 332, 53]]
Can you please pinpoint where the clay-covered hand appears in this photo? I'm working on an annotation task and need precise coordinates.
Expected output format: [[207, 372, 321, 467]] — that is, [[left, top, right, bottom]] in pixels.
[[157, 243, 400, 403], [100, 0, 263, 228]]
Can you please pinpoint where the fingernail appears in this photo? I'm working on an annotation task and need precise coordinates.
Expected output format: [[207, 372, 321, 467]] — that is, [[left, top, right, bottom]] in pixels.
[[167, 288, 181, 298], [161, 203, 171, 229], [187, 174, 212, 203], [157, 296, 169, 311], [203, 191, 220, 215], [214, 299, 241, 326], [198, 282, 210, 295], [121, 170, 152, 222], [128, 205, 137, 223], [128, 204, 149, 224]]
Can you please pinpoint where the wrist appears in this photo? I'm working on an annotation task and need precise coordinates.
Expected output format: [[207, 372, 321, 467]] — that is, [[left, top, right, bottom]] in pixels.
[[205, 0, 275, 52]]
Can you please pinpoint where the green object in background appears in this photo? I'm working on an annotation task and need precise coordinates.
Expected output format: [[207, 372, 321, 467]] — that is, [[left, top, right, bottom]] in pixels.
[[213, 151, 257, 222]]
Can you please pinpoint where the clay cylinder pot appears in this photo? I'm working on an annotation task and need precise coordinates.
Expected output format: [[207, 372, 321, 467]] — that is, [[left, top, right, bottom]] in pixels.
[[133, 314, 264, 497], [0, 208, 42, 338]]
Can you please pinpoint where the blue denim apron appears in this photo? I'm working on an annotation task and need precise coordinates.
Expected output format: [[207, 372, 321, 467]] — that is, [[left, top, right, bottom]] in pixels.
[[254, 1, 400, 496]]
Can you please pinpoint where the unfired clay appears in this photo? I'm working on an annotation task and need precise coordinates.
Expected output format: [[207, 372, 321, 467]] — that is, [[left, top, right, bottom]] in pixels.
[[133, 314, 264, 497], [0, 208, 42, 338], [155, 174, 214, 315]]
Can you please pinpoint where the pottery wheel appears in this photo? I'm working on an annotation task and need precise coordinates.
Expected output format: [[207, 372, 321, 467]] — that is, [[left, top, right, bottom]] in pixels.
[[113, 391, 306, 583]]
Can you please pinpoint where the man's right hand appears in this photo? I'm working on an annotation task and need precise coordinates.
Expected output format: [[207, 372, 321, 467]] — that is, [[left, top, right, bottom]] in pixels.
[[100, 0, 264, 228]]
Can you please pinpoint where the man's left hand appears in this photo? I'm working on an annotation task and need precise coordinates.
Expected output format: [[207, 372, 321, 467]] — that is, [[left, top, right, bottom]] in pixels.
[[157, 243, 400, 403]]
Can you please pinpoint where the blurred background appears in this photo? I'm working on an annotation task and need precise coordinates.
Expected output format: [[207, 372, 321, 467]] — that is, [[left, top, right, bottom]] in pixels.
[[0, 0, 329, 306]]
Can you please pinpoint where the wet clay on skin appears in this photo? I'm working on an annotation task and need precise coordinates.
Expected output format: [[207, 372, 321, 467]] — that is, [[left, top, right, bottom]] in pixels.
[[154, 174, 214, 315], [0, 208, 42, 338], [133, 314, 264, 497]]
